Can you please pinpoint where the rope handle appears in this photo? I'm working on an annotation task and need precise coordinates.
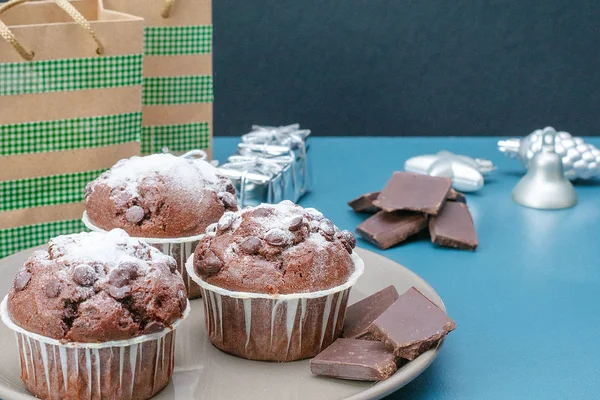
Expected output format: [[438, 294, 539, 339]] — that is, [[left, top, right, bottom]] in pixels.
[[0, 0, 104, 61], [162, 0, 175, 18]]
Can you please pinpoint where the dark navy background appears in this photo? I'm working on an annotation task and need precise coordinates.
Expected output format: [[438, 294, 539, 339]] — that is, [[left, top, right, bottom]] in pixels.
[[213, 0, 599, 137]]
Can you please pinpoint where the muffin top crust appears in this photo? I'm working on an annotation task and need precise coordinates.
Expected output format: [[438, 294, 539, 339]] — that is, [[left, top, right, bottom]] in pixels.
[[85, 154, 238, 238], [193, 201, 357, 294], [8, 229, 187, 342]]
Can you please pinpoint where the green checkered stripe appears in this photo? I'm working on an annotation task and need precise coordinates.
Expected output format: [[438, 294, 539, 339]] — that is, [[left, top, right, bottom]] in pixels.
[[143, 75, 213, 105], [0, 54, 143, 96], [144, 25, 212, 56], [0, 219, 87, 259], [0, 113, 142, 156], [0, 169, 106, 211], [141, 122, 210, 154]]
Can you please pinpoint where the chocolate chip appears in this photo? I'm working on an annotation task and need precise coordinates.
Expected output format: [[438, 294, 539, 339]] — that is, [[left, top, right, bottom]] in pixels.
[[178, 289, 187, 311], [44, 278, 61, 298], [340, 230, 357, 248], [287, 216, 304, 231], [265, 229, 287, 246], [217, 214, 235, 232], [219, 192, 238, 209], [125, 206, 145, 223], [342, 240, 353, 253], [205, 223, 218, 234], [240, 236, 262, 254], [197, 250, 223, 276], [143, 321, 165, 334], [252, 207, 271, 218], [107, 285, 131, 299], [14, 271, 31, 291], [319, 219, 336, 237], [73, 264, 97, 286], [84, 183, 93, 198], [166, 257, 178, 273], [108, 263, 138, 287]]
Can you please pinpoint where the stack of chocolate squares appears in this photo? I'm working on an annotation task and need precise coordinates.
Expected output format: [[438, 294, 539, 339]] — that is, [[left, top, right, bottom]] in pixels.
[[310, 286, 456, 381], [349, 172, 478, 250]]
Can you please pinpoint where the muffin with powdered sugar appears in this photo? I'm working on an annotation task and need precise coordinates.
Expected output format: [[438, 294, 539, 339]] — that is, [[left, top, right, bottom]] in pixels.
[[2, 229, 189, 400], [84, 153, 237, 238], [188, 201, 364, 362], [83, 153, 237, 299]]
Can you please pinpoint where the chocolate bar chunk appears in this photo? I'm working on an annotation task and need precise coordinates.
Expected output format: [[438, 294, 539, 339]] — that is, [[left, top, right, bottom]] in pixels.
[[429, 202, 478, 250], [310, 338, 398, 381], [447, 189, 466, 203], [367, 287, 456, 360], [356, 211, 428, 249], [343, 285, 400, 339], [348, 192, 381, 213], [372, 172, 452, 215]]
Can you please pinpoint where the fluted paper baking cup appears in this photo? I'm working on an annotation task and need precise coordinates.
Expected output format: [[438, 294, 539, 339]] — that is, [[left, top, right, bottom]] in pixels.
[[186, 250, 364, 361], [1, 296, 190, 400], [82, 211, 203, 298]]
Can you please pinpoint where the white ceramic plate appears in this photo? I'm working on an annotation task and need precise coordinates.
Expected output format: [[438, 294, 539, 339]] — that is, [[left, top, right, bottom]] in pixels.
[[0, 247, 446, 400]]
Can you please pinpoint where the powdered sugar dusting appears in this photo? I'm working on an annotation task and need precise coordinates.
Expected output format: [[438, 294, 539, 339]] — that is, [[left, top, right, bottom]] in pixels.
[[95, 154, 226, 198], [46, 229, 170, 272]]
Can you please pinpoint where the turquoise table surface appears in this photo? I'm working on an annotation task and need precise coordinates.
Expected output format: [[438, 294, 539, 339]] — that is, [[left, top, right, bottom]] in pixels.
[[215, 136, 600, 400]]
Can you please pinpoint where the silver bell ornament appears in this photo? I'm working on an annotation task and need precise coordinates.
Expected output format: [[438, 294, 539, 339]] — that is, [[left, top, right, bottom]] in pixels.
[[511, 132, 577, 210], [499, 126, 600, 180]]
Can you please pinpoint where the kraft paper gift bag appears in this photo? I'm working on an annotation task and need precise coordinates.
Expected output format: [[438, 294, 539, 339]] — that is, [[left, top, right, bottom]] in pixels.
[[0, 0, 144, 258], [102, 0, 214, 156]]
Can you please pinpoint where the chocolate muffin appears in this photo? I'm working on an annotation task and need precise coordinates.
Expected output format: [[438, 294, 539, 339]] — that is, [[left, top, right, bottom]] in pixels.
[[84, 153, 238, 238], [193, 201, 357, 294], [3, 229, 188, 400], [189, 201, 364, 362], [8, 229, 186, 341]]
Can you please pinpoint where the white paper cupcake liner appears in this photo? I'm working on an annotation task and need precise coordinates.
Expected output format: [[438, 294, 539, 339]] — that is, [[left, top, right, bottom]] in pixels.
[[82, 212, 203, 298], [1, 296, 190, 400], [186, 250, 364, 361]]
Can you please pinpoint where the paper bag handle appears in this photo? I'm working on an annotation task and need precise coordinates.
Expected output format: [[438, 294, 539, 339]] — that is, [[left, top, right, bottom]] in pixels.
[[0, 0, 104, 61], [162, 0, 176, 18]]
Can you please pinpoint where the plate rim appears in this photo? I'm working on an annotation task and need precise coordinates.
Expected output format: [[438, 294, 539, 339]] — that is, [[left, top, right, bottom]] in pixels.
[[0, 246, 447, 400]]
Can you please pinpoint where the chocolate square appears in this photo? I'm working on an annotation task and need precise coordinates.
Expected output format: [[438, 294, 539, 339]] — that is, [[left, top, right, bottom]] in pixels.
[[367, 287, 456, 360], [348, 192, 381, 213], [356, 211, 428, 249], [429, 202, 478, 250], [372, 172, 452, 215], [310, 338, 398, 381], [343, 285, 400, 339]]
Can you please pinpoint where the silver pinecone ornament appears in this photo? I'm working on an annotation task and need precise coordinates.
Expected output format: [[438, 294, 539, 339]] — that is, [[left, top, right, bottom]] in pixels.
[[498, 126, 600, 180]]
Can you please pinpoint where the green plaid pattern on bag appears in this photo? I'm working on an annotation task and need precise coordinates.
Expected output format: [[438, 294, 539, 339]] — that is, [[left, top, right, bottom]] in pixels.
[[0, 169, 106, 211], [0, 113, 141, 156], [0, 54, 143, 96], [144, 25, 212, 56], [0, 219, 87, 259], [143, 75, 213, 105], [141, 122, 210, 154]]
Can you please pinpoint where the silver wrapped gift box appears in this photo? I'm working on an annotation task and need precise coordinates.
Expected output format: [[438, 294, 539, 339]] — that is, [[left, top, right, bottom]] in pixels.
[[241, 124, 311, 197]]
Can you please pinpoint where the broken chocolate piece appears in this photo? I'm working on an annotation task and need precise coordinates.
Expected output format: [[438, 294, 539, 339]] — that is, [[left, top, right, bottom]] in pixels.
[[447, 189, 466, 203], [310, 338, 398, 381], [429, 202, 478, 250], [372, 172, 452, 215], [348, 192, 381, 213], [343, 285, 400, 339], [356, 211, 428, 249], [367, 287, 456, 360]]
